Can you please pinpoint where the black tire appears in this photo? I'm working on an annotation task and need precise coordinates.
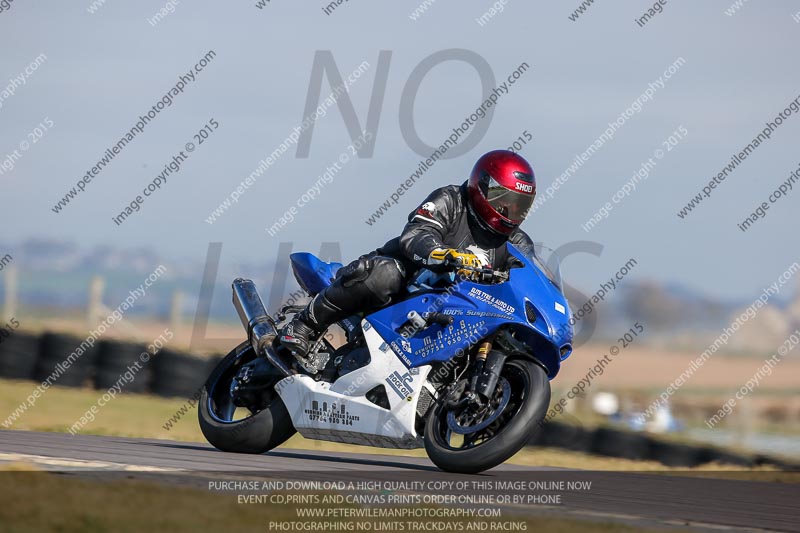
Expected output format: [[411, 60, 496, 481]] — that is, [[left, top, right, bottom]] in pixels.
[[0, 332, 39, 380], [424, 358, 550, 474], [34, 332, 96, 388], [648, 440, 702, 467], [150, 349, 208, 398], [198, 342, 295, 454], [591, 427, 650, 460], [205, 353, 224, 375], [698, 447, 753, 467], [533, 421, 593, 453], [94, 340, 151, 393]]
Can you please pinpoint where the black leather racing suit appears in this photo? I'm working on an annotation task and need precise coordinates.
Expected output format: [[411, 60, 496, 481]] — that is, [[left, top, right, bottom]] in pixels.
[[292, 182, 534, 335], [378, 182, 534, 276]]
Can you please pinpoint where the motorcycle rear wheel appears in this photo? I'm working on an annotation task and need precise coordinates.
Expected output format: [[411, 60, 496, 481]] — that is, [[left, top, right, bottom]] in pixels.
[[198, 341, 296, 454], [424, 358, 550, 474]]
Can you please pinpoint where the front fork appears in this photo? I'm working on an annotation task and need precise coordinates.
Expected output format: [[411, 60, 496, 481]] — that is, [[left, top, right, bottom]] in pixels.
[[446, 340, 507, 410]]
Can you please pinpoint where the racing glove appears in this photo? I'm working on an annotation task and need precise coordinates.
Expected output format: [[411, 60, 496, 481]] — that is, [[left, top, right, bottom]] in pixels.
[[428, 248, 482, 280]]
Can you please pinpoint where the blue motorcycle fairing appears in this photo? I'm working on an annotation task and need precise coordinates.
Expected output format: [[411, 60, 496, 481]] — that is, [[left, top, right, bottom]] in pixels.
[[289, 252, 343, 296], [370, 244, 572, 379], [289, 244, 573, 379]]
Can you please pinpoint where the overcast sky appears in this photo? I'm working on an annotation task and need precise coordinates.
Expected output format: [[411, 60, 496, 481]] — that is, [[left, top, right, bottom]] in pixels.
[[1, 1, 799, 301]]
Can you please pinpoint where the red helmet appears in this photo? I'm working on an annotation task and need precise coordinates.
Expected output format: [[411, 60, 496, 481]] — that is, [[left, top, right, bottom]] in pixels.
[[467, 150, 536, 235]]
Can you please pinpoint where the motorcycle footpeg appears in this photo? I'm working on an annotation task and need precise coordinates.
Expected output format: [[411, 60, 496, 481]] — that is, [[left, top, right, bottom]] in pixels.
[[294, 350, 331, 375], [424, 312, 454, 327]]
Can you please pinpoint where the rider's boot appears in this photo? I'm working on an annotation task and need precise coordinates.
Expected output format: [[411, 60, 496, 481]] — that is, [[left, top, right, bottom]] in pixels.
[[280, 255, 405, 359], [279, 292, 341, 359]]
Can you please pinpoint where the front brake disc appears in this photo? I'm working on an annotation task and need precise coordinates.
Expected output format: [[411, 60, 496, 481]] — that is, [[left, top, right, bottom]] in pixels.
[[446, 377, 510, 435]]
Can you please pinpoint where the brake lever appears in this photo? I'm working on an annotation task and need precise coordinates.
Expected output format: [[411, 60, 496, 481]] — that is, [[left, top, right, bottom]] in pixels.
[[451, 262, 509, 283], [492, 270, 509, 281], [475, 267, 508, 283]]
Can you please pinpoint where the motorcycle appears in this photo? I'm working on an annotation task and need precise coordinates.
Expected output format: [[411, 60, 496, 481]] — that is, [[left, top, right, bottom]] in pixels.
[[198, 243, 573, 474]]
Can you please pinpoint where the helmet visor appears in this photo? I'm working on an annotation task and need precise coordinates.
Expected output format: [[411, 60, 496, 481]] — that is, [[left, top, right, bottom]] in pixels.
[[484, 177, 534, 222]]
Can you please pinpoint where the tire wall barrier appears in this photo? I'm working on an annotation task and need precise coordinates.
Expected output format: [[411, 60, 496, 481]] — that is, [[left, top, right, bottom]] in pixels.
[[528, 421, 798, 470], [150, 349, 213, 398], [0, 330, 219, 399], [0, 331, 39, 381]]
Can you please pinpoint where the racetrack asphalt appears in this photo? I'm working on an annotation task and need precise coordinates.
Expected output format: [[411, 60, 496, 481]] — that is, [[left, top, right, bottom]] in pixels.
[[0, 430, 797, 532]]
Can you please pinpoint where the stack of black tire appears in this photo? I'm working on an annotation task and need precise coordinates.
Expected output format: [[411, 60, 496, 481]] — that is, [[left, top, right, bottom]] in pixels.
[[35, 332, 98, 388], [0, 332, 39, 381], [95, 340, 150, 393], [0, 330, 222, 399], [529, 421, 797, 469], [150, 349, 221, 398]]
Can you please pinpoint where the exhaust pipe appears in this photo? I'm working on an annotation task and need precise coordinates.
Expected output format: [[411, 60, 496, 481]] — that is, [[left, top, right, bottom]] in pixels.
[[232, 278, 293, 376]]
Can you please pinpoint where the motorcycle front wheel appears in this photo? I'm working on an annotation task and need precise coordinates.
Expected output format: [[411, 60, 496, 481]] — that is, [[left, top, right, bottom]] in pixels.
[[423, 358, 550, 474], [198, 341, 296, 454]]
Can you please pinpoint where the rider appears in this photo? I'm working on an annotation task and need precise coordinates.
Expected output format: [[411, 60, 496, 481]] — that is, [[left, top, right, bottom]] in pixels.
[[279, 149, 537, 359]]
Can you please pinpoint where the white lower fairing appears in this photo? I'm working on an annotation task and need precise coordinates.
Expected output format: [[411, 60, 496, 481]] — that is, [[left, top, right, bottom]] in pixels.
[[274, 319, 432, 449]]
